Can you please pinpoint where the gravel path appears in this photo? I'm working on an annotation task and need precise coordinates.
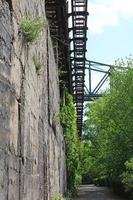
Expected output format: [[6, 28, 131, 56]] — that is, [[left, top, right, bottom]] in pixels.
[[75, 185, 128, 200]]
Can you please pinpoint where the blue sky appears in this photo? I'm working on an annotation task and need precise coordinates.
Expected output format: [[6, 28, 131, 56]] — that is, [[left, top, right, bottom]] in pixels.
[[87, 0, 133, 64], [85, 0, 133, 91], [87, 18, 133, 64], [68, 0, 133, 90]]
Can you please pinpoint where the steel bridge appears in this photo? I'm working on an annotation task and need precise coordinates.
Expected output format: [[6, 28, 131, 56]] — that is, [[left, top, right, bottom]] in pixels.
[[45, 0, 112, 135]]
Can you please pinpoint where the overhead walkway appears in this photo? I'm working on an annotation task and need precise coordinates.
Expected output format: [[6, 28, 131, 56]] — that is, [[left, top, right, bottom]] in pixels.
[[45, 0, 113, 136], [68, 0, 113, 136], [45, 0, 70, 89], [68, 0, 89, 135], [68, 0, 116, 136]]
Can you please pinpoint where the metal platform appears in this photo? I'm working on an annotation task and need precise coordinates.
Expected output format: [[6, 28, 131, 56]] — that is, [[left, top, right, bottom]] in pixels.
[[45, 0, 112, 136], [45, 0, 70, 89], [69, 0, 89, 135]]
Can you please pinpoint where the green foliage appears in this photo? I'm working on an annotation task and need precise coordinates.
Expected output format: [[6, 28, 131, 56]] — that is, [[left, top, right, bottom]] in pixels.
[[60, 92, 81, 195], [51, 193, 71, 200], [121, 158, 133, 193], [21, 17, 48, 43], [58, 69, 67, 76], [83, 58, 133, 194], [33, 52, 42, 73], [52, 113, 60, 125], [80, 140, 96, 182]]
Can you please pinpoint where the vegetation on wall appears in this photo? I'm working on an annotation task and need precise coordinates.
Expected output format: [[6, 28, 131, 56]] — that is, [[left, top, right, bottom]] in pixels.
[[20, 17, 48, 43], [60, 92, 81, 195], [33, 52, 42, 73], [82, 58, 133, 197], [51, 193, 71, 200]]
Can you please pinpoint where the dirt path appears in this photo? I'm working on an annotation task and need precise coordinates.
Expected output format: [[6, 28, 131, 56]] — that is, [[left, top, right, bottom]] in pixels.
[[75, 185, 127, 200]]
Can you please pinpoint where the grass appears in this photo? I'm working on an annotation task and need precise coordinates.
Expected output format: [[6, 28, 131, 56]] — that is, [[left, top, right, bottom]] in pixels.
[[21, 17, 48, 43]]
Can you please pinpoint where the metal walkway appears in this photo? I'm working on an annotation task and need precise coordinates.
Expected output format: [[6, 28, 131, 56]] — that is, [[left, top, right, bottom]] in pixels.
[[68, 1, 113, 136], [69, 0, 89, 135], [45, 0, 70, 90], [45, 0, 112, 136]]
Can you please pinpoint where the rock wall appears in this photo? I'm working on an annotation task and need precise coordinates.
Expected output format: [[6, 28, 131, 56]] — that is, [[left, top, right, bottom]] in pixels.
[[0, 0, 66, 199]]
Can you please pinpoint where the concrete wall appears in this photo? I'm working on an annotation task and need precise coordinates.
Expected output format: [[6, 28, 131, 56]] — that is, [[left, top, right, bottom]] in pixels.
[[0, 0, 66, 199]]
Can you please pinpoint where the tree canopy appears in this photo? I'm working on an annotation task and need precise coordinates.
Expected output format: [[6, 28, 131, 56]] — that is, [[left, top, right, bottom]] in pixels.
[[83, 58, 133, 197]]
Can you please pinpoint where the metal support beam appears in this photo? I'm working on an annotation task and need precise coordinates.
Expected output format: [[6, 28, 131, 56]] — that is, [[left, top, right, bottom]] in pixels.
[[45, 0, 70, 95], [84, 60, 112, 102]]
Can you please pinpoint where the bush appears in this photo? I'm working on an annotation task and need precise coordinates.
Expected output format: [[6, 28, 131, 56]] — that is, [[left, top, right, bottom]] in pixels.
[[51, 193, 71, 200], [60, 92, 81, 195], [21, 17, 48, 43], [121, 158, 133, 195]]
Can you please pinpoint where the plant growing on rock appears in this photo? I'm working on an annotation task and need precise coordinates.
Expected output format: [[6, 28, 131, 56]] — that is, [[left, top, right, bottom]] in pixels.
[[51, 193, 71, 200], [59, 69, 67, 76], [33, 52, 42, 73], [20, 17, 48, 43]]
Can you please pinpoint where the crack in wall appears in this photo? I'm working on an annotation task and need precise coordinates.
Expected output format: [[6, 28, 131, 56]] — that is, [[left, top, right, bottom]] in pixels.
[[47, 30, 50, 125], [18, 99, 22, 200]]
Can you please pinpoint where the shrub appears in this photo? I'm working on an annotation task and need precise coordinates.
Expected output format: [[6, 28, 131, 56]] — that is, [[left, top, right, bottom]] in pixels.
[[51, 193, 71, 200], [121, 158, 133, 194], [32, 52, 42, 73], [60, 92, 81, 195], [21, 17, 48, 43]]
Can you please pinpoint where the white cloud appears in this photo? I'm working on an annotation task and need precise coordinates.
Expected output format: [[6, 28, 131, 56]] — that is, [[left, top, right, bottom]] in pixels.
[[88, 0, 133, 34]]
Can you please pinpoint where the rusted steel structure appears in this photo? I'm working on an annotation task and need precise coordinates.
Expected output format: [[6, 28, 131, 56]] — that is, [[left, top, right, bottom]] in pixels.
[[69, 0, 89, 135], [45, 0, 113, 136], [45, 0, 89, 135], [45, 0, 70, 89]]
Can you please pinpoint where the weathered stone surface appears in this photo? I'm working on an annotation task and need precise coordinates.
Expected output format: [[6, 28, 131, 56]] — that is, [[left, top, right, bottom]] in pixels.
[[0, 0, 67, 199]]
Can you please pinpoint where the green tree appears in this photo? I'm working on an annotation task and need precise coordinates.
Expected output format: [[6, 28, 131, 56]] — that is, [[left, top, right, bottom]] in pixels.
[[83, 58, 133, 192]]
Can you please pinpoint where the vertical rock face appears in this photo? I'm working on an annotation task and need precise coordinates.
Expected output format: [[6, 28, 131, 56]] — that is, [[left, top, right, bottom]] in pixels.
[[0, 0, 67, 200]]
